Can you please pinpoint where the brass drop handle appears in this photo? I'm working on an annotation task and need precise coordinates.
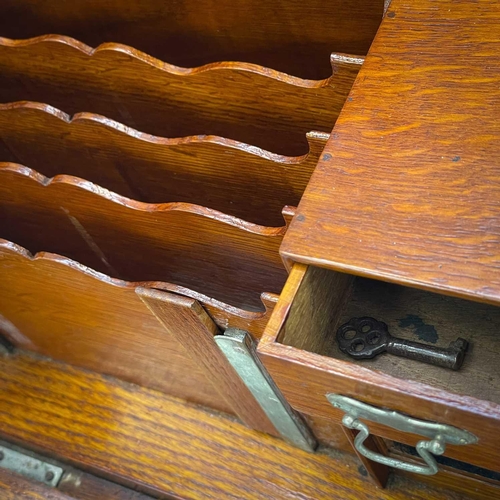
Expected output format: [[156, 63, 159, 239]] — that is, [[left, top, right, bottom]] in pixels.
[[327, 394, 478, 476]]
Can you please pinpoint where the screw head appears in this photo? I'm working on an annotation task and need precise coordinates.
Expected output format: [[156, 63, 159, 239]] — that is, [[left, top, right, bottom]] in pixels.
[[45, 470, 55, 482]]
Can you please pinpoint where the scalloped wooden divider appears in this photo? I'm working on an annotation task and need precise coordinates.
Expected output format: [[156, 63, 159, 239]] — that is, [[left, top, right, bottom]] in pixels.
[[0, 0, 383, 79], [0, 102, 328, 226], [0, 164, 290, 310], [0, 239, 280, 435], [0, 36, 363, 155]]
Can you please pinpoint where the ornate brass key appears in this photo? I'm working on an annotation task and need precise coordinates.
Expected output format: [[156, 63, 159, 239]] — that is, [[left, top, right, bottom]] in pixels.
[[336, 317, 468, 370]]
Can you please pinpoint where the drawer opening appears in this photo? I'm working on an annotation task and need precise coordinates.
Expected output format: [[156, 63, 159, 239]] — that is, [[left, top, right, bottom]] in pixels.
[[279, 265, 500, 406]]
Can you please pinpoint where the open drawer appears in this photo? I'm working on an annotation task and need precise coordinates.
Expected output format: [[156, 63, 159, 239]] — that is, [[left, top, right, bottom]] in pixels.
[[258, 263, 500, 474]]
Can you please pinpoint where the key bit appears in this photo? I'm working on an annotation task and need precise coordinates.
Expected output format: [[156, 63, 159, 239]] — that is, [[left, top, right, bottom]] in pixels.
[[336, 317, 468, 370]]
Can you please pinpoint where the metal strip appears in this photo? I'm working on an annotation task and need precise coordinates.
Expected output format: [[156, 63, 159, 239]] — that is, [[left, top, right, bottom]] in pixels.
[[0, 445, 64, 487], [215, 329, 317, 452]]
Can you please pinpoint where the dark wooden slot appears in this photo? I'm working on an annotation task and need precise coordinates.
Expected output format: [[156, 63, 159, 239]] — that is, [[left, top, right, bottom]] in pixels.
[[0, 0, 383, 79], [0, 164, 290, 311], [0, 37, 362, 156], [390, 442, 500, 483], [0, 238, 280, 430], [0, 102, 328, 226]]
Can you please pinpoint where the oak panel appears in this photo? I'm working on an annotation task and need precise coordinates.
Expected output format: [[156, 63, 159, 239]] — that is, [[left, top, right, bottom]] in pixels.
[[0, 37, 362, 155], [282, 0, 500, 303], [0, 102, 327, 226], [0, 164, 289, 310], [137, 288, 278, 436], [0, 351, 459, 500], [0, 239, 272, 415], [0, 0, 382, 79]]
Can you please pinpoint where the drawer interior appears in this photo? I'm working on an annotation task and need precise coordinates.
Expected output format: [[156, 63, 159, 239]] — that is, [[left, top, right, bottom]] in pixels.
[[279, 265, 500, 405]]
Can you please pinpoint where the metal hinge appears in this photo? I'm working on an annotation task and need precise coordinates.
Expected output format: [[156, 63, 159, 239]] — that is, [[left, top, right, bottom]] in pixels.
[[0, 445, 64, 486]]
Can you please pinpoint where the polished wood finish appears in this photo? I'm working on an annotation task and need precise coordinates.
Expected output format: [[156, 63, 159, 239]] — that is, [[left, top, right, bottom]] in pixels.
[[280, 264, 354, 352], [0, 164, 289, 310], [282, 0, 500, 304], [0, 238, 264, 414], [0, 37, 362, 155], [0, 351, 460, 500], [258, 264, 500, 473], [0, 0, 382, 79], [137, 288, 279, 436], [0, 102, 328, 226]]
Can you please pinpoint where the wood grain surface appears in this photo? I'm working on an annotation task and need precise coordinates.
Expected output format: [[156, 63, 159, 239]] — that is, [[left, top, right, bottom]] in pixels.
[[0, 239, 230, 412], [0, 462, 156, 500], [0, 102, 328, 226], [137, 288, 279, 436], [282, 0, 500, 304], [258, 264, 500, 473], [0, 351, 461, 500], [0, 37, 362, 156], [0, 164, 289, 310], [0, 239, 277, 414], [0, 0, 382, 79], [58, 469, 156, 500]]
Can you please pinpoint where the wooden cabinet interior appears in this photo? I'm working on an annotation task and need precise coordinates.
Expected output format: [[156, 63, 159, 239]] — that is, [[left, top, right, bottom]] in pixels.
[[0, 0, 384, 444], [0, 38, 362, 156], [0, 240, 232, 413], [0, 164, 290, 310], [282, 266, 500, 406]]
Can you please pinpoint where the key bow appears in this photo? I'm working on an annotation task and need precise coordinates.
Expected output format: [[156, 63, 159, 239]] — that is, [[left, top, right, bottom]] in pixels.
[[337, 317, 390, 359]]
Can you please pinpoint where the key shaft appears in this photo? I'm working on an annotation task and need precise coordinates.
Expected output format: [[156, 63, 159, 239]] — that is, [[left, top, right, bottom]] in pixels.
[[386, 337, 468, 370]]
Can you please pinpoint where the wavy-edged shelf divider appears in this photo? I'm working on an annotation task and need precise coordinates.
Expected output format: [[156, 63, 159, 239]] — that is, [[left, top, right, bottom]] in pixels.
[[0, 0, 383, 79], [0, 163, 290, 311], [0, 36, 363, 155], [0, 102, 328, 226], [0, 238, 278, 417]]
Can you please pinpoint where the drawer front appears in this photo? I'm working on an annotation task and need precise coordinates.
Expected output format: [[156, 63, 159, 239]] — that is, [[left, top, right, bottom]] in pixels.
[[258, 263, 500, 473]]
